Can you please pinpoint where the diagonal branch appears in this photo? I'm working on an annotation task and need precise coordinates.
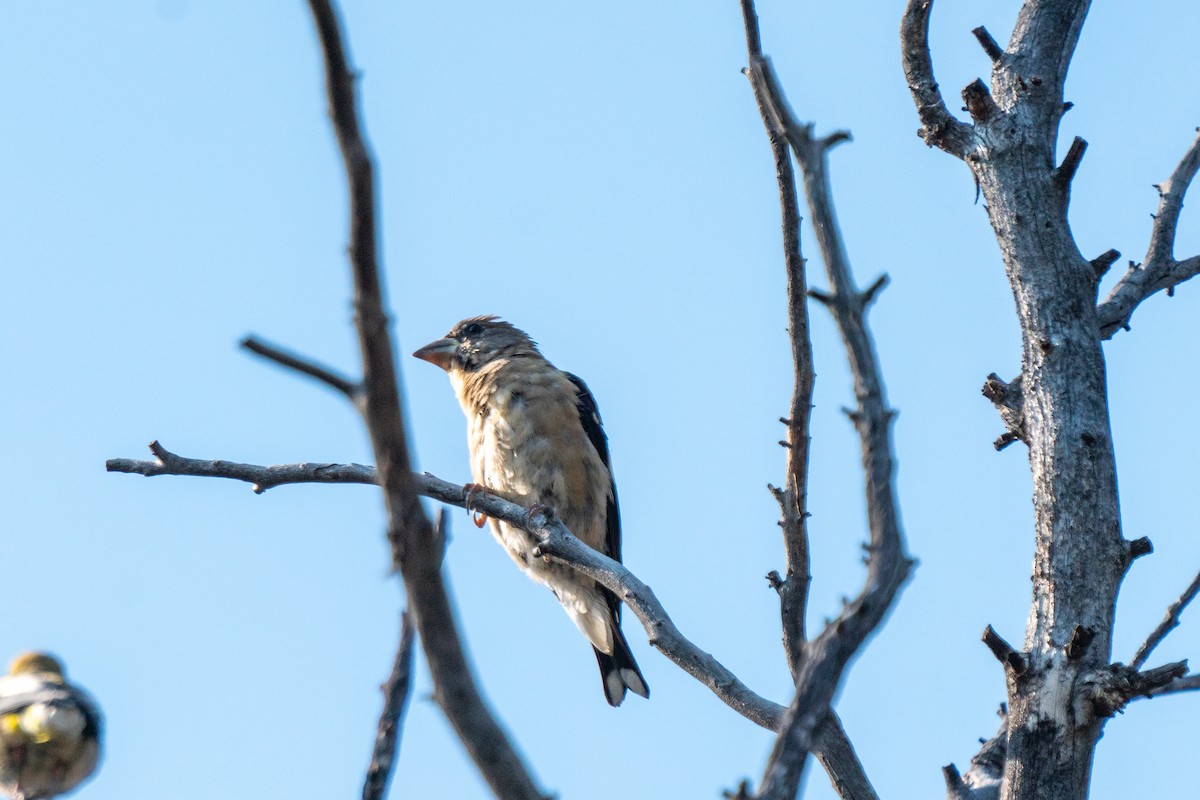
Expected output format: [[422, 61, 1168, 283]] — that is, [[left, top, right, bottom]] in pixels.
[[362, 611, 417, 800], [107, 443, 787, 730], [739, 5, 914, 799], [900, 0, 974, 157], [740, 0, 814, 685], [302, 2, 548, 797], [1131, 566, 1200, 670], [242, 335, 361, 402], [1098, 129, 1200, 339]]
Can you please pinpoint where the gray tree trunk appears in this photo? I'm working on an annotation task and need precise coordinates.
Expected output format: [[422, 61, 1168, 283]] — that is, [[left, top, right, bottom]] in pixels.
[[903, 1, 1194, 798]]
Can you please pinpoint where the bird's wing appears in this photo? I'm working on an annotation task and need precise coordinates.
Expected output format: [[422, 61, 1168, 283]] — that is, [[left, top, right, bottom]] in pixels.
[[564, 371, 624, 614], [0, 686, 76, 716]]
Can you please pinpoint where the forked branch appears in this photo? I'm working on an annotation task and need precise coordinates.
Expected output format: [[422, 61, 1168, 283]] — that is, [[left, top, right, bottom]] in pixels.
[[739, 3, 914, 798], [1099, 129, 1200, 338], [1131, 566, 1200, 670]]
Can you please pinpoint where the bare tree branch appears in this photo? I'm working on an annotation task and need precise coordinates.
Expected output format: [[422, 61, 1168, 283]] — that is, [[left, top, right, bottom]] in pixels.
[[242, 335, 361, 402], [739, 0, 814, 687], [981, 624, 1027, 675], [1142, 672, 1200, 699], [107, 444, 788, 731], [900, 0, 974, 157], [737, 7, 915, 798], [302, 2, 548, 797], [1053, 136, 1087, 189], [362, 611, 416, 800], [815, 716, 881, 800], [943, 709, 1006, 800], [1089, 248, 1120, 279], [768, 82, 907, 800], [981, 373, 1026, 450], [106, 441, 376, 493], [1131, 566, 1200, 669], [971, 26, 1004, 64], [1074, 661, 1188, 723], [1099, 129, 1200, 338]]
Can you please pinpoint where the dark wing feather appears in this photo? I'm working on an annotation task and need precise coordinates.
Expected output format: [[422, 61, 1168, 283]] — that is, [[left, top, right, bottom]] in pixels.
[[565, 372, 623, 621]]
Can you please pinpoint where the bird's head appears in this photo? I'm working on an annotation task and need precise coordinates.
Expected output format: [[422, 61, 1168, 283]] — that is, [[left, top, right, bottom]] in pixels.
[[413, 316, 539, 372], [8, 652, 66, 680]]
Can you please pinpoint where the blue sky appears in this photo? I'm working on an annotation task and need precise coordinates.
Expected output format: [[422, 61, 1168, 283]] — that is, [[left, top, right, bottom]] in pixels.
[[2, 1, 1198, 798]]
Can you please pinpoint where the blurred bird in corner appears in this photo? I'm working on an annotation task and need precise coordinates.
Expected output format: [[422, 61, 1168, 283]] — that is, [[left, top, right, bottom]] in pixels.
[[0, 652, 101, 800]]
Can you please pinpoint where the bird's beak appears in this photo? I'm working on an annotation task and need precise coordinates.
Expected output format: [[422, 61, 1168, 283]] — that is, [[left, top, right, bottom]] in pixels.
[[413, 337, 459, 371]]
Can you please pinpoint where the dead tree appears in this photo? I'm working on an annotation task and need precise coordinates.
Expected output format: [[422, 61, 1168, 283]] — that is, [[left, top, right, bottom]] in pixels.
[[901, 1, 1200, 798]]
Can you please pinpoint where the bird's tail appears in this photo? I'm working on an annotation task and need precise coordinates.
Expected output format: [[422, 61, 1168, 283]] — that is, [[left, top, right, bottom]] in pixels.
[[594, 625, 649, 707]]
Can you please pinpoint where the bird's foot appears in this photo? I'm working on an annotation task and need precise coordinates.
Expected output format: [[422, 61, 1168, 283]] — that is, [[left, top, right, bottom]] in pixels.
[[524, 503, 553, 527], [526, 504, 554, 560], [463, 483, 490, 528]]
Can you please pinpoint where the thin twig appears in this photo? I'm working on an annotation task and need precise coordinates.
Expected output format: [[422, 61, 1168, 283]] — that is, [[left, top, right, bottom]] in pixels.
[[242, 335, 360, 400], [362, 612, 417, 800], [739, 4, 914, 798], [740, 0, 814, 684], [107, 443, 788, 731], [1131, 567, 1200, 669], [1099, 129, 1200, 338], [303, 2, 548, 797]]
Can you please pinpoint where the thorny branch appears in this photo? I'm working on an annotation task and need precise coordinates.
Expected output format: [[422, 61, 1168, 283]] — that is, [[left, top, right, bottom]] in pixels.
[[107, 443, 787, 731], [1098, 129, 1200, 338], [739, 2, 914, 798], [362, 611, 416, 800], [739, 0, 814, 684]]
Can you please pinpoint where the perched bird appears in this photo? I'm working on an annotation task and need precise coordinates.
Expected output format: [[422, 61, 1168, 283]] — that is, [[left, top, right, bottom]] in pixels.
[[0, 653, 102, 800], [414, 316, 649, 706]]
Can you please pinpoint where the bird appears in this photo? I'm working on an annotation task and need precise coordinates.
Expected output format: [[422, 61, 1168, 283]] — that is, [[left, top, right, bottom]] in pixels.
[[0, 652, 102, 800], [414, 315, 649, 706]]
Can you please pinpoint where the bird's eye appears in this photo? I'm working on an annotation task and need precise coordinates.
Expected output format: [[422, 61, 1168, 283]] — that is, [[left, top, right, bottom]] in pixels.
[[463, 323, 484, 337]]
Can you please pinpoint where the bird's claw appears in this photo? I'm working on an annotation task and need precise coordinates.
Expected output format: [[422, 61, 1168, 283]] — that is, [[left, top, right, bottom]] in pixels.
[[524, 503, 552, 527], [463, 483, 490, 528]]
